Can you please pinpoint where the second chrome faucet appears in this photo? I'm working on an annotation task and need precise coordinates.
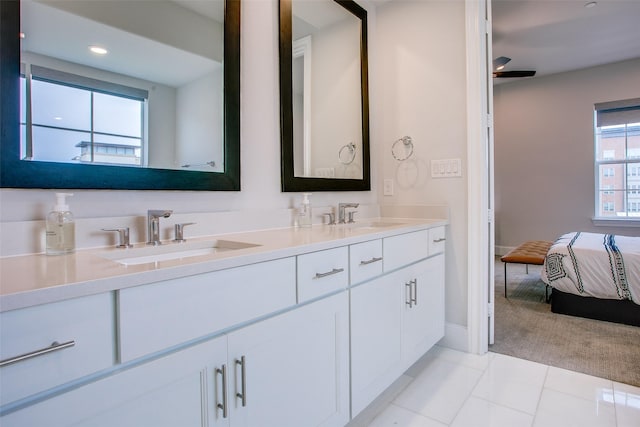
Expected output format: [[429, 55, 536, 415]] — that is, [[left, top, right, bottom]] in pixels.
[[337, 203, 359, 224], [147, 210, 173, 245]]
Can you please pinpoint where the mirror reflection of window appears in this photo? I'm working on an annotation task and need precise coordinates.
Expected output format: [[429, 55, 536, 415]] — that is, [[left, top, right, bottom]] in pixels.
[[20, 68, 145, 166]]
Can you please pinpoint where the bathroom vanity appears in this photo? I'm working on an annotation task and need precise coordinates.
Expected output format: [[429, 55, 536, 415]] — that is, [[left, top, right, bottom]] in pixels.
[[0, 219, 446, 426]]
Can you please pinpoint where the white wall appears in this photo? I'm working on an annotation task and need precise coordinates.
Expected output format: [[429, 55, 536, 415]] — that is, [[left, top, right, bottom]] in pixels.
[[176, 67, 224, 172], [494, 58, 640, 250], [375, 0, 469, 328]]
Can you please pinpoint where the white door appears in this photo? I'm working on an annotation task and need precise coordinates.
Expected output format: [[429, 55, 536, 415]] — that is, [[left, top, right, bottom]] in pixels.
[[227, 292, 350, 427], [486, 0, 496, 346]]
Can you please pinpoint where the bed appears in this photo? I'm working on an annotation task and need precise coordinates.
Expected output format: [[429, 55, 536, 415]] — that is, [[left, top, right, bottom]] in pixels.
[[541, 231, 640, 326]]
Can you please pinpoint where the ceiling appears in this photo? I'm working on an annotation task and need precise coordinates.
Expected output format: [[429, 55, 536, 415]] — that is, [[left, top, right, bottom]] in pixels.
[[492, 0, 640, 80]]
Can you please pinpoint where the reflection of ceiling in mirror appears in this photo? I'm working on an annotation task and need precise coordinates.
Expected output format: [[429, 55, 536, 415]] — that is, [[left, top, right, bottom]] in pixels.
[[21, 0, 222, 87], [292, 0, 353, 39]]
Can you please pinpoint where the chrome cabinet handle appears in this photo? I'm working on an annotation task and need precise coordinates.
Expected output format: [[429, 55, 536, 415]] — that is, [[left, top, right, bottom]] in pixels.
[[236, 356, 247, 407], [412, 279, 418, 306], [0, 340, 75, 367], [433, 237, 446, 243], [405, 279, 417, 308], [359, 256, 383, 266], [216, 364, 228, 418], [314, 268, 344, 279], [405, 282, 413, 308]]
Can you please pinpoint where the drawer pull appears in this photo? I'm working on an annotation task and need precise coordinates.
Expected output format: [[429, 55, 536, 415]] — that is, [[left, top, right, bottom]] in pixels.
[[433, 237, 446, 243], [0, 340, 75, 367], [314, 268, 345, 279], [359, 256, 383, 266], [216, 364, 229, 418], [236, 356, 247, 407]]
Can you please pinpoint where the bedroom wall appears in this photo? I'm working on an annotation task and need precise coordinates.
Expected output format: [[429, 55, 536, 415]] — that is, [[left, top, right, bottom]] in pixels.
[[493, 58, 640, 252]]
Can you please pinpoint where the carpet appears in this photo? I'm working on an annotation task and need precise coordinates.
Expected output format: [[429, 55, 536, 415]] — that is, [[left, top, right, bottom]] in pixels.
[[491, 258, 640, 387]]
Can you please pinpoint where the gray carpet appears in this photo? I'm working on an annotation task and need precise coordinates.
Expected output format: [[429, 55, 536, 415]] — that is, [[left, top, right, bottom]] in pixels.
[[491, 258, 640, 387]]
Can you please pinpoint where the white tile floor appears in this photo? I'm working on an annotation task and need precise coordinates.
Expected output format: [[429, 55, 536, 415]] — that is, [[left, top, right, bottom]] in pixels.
[[347, 345, 640, 427]]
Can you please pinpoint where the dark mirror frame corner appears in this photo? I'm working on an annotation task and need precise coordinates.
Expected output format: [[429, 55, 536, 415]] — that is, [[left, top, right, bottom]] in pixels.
[[278, 0, 371, 192], [0, 0, 241, 191]]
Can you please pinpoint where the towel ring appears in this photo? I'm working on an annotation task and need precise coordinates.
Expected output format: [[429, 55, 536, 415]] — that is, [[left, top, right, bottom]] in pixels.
[[338, 142, 356, 165], [391, 136, 414, 161]]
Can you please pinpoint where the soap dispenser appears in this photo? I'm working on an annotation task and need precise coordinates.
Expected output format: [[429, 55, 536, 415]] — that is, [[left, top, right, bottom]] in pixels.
[[298, 193, 312, 227], [46, 193, 76, 255]]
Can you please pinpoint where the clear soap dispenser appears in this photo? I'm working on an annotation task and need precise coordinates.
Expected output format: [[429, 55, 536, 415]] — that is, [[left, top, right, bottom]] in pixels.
[[298, 193, 312, 227], [46, 193, 76, 255]]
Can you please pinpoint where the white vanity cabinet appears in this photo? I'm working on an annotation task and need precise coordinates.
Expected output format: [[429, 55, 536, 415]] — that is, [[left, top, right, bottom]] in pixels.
[[0, 221, 446, 427], [350, 228, 446, 417], [119, 257, 296, 362], [226, 291, 350, 427], [350, 274, 403, 416], [0, 335, 229, 427], [0, 293, 115, 406], [399, 254, 445, 371], [1, 292, 350, 427]]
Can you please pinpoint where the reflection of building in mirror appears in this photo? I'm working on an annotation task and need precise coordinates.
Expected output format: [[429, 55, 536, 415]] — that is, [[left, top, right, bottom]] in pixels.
[[292, 0, 363, 179], [19, 0, 225, 173]]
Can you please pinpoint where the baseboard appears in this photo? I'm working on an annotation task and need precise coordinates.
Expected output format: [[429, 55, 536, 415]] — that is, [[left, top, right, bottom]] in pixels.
[[439, 322, 468, 352]]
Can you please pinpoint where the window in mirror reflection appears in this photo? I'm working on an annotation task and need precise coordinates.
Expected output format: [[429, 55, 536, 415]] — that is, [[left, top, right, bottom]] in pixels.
[[20, 68, 145, 166]]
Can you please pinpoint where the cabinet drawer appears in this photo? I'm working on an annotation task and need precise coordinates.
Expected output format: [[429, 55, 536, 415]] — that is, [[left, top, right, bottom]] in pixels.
[[0, 293, 115, 405], [428, 226, 446, 255], [350, 239, 383, 285], [383, 230, 429, 272], [119, 257, 296, 362], [297, 247, 348, 303]]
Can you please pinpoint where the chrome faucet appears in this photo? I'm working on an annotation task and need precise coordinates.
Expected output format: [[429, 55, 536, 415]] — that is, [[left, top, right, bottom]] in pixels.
[[338, 203, 359, 224], [147, 210, 173, 245]]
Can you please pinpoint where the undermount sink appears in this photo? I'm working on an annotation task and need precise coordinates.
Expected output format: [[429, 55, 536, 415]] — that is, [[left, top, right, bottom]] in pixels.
[[100, 239, 261, 266], [348, 221, 405, 230]]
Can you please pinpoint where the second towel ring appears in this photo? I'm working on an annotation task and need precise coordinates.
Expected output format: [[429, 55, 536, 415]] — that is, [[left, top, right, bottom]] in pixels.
[[391, 136, 414, 161], [338, 142, 357, 165]]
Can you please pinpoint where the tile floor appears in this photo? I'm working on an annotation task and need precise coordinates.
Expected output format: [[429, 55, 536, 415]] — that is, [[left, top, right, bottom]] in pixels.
[[347, 345, 640, 427]]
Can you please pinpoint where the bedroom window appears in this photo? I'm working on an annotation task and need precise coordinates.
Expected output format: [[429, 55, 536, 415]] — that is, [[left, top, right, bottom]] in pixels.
[[20, 65, 148, 166], [594, 97, 640, 219]]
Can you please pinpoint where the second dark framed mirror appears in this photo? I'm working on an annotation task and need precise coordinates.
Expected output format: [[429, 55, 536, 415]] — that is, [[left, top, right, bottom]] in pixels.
[[279, 0, 370, 192]]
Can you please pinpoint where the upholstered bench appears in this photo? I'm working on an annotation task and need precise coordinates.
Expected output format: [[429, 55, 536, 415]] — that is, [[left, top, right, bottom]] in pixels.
[[500, 240, 553, 299]]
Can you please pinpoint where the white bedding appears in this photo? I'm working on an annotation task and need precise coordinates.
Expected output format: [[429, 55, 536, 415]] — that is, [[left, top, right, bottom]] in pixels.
[[541, 232, 640, 305]]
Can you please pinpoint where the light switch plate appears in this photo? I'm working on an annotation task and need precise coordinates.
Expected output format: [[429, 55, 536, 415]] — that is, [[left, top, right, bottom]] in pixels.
[[431, 159, 462, 178], [383, 179, 394, 196]]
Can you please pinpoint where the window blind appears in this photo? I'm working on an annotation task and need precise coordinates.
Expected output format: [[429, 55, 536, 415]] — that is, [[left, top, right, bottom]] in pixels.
[[595, 97, 640, 127], [29, 65, 148, 101]]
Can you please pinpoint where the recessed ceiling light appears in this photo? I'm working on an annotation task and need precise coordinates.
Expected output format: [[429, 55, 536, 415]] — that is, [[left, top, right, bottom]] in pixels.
[[89, 45, 108, 55], [19, 32, 25, 39], [585, 2, 597, 8]]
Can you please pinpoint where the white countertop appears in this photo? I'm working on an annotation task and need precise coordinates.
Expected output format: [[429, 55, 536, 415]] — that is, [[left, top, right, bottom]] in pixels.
[[0, 218, 447, 312]]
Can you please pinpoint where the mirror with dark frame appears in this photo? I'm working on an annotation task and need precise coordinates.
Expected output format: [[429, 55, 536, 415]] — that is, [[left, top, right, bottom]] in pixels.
[[0, 0, 240, 191], [279, 0, 370, 192]]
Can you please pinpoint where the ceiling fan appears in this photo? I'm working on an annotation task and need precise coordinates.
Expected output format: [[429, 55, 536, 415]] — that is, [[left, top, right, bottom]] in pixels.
[[492, 56, 536, 78]]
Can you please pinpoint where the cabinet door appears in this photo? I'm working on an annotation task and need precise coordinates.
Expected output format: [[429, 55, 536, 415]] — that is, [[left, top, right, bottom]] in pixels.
[[350, 274, 403, 417], [401, 255, 445, 370], [1, 336, 229, 427], [227, 293, 349, 427]]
